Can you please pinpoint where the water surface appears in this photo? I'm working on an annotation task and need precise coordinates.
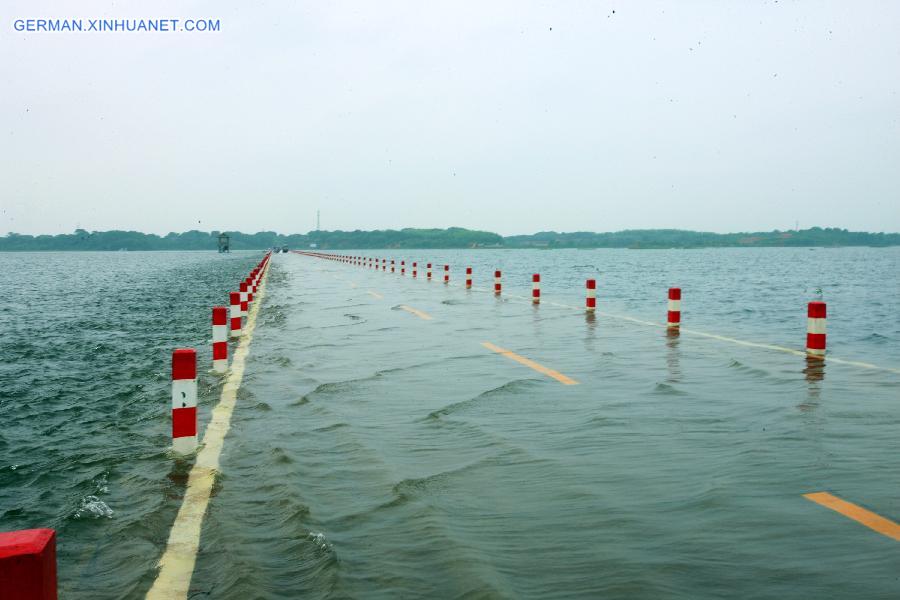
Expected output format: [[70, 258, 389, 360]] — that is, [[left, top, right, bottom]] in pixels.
[[1, 248, 898, 598]]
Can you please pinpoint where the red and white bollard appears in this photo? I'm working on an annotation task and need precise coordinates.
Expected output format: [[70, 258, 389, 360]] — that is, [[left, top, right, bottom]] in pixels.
[[0, 528, 57, 600], [466, 267, 472, 289], [391, 259, 395, 273], [171, 348, 198, 454], [212, 307, 228, 373], [401, 260, 405, 275], [586, 279, 596, 312], [412, 262, 417, 278], [382, 259, 387, 271], [807, 301, 827, 358], [667, 288, 681, 328], [230, 292, 242, 338], [427, 263, 432, 280], [239, 282, 249, 317], [532, 274, 541, 304], [444, 265, 449, 284], [494, 270, 502, 295]]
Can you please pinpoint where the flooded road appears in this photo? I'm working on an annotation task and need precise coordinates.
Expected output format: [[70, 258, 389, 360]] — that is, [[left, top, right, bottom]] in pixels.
[[2, 248, 898, 598]]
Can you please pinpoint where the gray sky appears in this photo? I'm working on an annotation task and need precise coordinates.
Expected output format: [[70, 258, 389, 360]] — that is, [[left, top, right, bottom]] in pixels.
[[1, 1, 898, 236]]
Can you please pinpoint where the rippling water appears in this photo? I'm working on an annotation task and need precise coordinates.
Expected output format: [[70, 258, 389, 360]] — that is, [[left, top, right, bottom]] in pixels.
[[1, 248, 898, 598]]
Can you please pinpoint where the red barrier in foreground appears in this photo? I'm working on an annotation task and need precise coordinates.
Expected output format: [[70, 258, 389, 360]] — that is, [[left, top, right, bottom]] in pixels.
[[0, 529, 57, 599]]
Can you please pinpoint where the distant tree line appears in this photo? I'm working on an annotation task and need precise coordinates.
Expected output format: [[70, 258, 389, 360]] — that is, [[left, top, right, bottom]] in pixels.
[[0, 226, 897, 251], [503, 227, 900, 248]]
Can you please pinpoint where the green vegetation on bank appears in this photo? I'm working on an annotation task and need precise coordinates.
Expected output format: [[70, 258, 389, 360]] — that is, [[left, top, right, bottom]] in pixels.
[[1, 226, 898, 251]]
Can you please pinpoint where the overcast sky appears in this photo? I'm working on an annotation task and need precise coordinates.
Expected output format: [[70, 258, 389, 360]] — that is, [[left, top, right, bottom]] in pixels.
[[1, 1, 898, 236]]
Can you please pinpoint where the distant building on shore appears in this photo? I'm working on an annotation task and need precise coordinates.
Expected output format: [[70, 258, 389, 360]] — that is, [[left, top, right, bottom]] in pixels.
[[217, 233, 230, 253]]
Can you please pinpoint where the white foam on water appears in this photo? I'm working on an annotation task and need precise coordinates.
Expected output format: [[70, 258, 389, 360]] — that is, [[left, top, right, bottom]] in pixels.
[[74, 495, 114, 519], [308, 532, 331, 552]]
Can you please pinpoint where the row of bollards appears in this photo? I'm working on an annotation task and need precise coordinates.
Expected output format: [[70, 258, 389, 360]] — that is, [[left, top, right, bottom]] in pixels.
[[0, 253, 272, 599], [170, 252, 272, 456], [295, 252, 828, 359]]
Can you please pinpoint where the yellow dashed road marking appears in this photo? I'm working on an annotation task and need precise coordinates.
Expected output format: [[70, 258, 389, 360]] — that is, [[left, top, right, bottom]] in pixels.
[[804, 492, 900, 541], [481, 341, 579, 385], [399, 305, 433, 320]]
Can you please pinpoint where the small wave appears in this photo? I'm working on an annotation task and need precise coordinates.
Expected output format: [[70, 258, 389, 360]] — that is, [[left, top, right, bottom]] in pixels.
[[307, 531, 333, 554], [652, 382, 688, 396], [426, 379, 537, 420], [726, 359, 772, 378], [391, 459, 488, 500], [270, 447, 294, 465], [74, 495, 113, 519], [302, 375, 379, 400], [314, 422, 349, 433], [272, 356, 292, 368], [860, 332, 890, 344]]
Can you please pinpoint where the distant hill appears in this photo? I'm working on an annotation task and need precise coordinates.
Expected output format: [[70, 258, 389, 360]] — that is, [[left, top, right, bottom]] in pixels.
[[1, 226, 897, 251]]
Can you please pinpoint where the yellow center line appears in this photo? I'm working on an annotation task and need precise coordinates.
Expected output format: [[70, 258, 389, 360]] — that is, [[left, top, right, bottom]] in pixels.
[[146, 261, 272, 599], [803, 492, 900, 541], [399, 305, 433, 320], [367, 290, 384, 300], [481, 341, 579, 385]]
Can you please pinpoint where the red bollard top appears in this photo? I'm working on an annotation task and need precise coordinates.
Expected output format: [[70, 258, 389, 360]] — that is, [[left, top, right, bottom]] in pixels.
[[212, 306, 227, 325], [808, 301, 826, 318], [172, 349, 197, 380], [495, 270, 501, 277], [230, 291, 240, 305], [533, 274, 540, 282], [240, 281, 248, 292], [466, 267, 472, 274], [0, 528, 55, 559], [669, 287, 681, 300], [586, 279, 596, 289], [0, 528, 56, 600]]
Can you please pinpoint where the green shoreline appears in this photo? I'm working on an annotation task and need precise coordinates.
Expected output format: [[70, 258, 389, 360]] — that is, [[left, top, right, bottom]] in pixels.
[[2, 226, 898, 251]]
